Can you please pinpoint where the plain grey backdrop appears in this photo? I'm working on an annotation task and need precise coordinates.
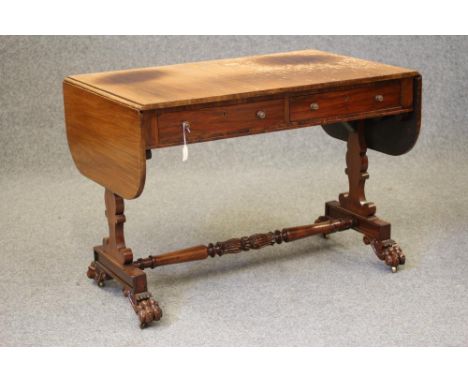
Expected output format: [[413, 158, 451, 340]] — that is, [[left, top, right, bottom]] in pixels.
[[1, 36, 467, 346]]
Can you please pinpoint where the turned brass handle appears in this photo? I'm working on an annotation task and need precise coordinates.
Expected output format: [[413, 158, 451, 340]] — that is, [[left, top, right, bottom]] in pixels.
[[375, 94, 384, 102], [256, 110, 266, 119], [309, 103, 319, 111]]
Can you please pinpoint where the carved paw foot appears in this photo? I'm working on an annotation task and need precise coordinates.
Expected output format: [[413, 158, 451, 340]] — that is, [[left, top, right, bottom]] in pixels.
[[124, 289, 163, 328], [363, 236, 406, 272], [86, 261, 112, 287]]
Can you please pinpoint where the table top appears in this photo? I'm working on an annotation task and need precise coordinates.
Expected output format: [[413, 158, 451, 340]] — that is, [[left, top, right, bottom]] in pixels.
[[65, 49, 418, 111]]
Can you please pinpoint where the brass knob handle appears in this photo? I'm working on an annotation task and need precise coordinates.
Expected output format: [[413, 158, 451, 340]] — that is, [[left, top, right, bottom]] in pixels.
[[375, 94, 384, 102], [256, 110, 266, 119], [309, 103, 319, 111]]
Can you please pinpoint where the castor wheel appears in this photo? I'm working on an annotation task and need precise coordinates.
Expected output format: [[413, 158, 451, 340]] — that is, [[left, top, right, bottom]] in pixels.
[[87, 261, 112, 287]]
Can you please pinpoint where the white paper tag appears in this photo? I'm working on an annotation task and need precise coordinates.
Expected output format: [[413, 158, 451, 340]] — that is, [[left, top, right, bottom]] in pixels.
[[181, 121, 191, 162]]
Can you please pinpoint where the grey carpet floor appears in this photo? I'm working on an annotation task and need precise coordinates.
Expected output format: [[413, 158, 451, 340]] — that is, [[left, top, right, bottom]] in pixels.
[[1, 36, 467, 346]]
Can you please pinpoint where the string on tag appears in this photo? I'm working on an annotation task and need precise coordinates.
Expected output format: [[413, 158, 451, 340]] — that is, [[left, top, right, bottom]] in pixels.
[[181, 121, 191, 162]]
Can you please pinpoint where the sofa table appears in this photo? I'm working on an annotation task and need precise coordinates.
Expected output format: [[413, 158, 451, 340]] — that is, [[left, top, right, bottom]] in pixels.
[[63, 49, 422, 328]]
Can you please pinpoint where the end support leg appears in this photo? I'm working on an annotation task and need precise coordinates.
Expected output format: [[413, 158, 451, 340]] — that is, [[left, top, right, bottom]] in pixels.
[[86, 189, 162, 328], [320, 121, 406, 272]]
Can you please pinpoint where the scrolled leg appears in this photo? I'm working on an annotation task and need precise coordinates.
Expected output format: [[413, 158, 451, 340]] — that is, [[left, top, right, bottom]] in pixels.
[[363, 236, 406, 272]]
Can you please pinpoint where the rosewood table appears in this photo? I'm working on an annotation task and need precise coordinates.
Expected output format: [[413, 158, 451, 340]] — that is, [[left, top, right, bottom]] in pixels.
[[63, 49, 422, 328]]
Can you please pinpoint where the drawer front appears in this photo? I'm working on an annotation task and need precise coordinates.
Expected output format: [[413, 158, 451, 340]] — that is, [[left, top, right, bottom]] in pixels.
[[289, 80, 403, 123], [158, 99, 285, 146]]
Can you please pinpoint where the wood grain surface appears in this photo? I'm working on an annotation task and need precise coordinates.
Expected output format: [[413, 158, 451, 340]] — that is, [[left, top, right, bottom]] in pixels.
[[290, 80, 402, 122], [158, 99, 285, 146], [65, 49, 418, 110], [63, 82, 146, 199], [63, 49, 420, 199]]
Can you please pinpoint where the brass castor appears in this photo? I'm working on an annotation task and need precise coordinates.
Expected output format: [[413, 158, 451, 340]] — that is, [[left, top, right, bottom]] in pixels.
[[87, 261, 112, 287]]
